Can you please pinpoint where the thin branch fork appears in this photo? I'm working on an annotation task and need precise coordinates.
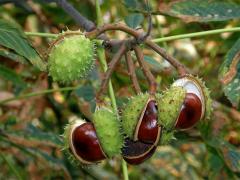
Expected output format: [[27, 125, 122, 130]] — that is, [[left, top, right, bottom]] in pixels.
[[133, 46, 157, 94], [42, 0, 188, 77], [96, 44, 127, 103], [86, 24, 141, 39], [41, 0, 189, 89], [146, 40, 188, 76], [85, 23, 188, 77], [125, 52, 141, 94]]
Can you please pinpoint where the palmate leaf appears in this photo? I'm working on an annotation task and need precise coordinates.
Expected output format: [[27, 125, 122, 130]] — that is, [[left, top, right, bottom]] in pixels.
[[159, 0, 240, 22], [0, 19, 46, 71], [219, 38, 240, 108]]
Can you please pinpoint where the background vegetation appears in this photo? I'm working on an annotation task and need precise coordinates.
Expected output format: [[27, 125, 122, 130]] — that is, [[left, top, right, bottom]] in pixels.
[[0, 0, 240, 179]]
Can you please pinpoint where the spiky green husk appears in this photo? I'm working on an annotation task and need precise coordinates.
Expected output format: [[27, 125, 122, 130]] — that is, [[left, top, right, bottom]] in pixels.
[[93, 108, 123, 157], [189, 76, 212, 131], [121, 93, 150, 138], [63, 122, 72, 152], [48, 34, 95, 83], [198, 80, 212, 122], [157, 87, 186, 130], [159, 129, 175, 145]]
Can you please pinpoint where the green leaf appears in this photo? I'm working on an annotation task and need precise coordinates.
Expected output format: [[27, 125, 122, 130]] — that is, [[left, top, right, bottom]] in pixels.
[[222, 78, 240, 107], [144, 56, 163, 70], [207, 152, 224, 172], [0, 64, 26, 93], [0, 133, 67, 172], [28, 148, 65, 168], [86, 166, 118, 180], [0, 153, 24, 180], [0, 49, 27, 64], [75, 85, 95, 102], [123, 0, 151, 11], [125, 13, 144, 29], [205, 138, 240, 173], [219, 38, 240, 107], [24, 124, 63, 147], [159, 0, 240, 22], [124, 0, 137, 9], [0, 20, 46, 71], [221, 143, 240, 173]]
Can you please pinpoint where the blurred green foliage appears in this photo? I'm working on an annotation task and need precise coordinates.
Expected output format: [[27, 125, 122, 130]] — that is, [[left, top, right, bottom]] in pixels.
[[0, 0, 240, 179]]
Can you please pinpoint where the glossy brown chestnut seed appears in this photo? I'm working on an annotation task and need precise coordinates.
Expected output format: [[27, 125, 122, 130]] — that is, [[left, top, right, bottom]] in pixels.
[[71, 122, 106, 164], [175, 93, 202, 129], [122, 138, 156, 165], [134, 100, 160, 145]]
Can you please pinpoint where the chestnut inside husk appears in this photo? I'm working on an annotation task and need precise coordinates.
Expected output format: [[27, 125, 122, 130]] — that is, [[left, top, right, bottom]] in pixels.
[[134, 99, 161, 145], [69, 121, 106, 164], [172, 75, 206, 130], [175, 93, 202, 129], [122, 138, 157, 165]]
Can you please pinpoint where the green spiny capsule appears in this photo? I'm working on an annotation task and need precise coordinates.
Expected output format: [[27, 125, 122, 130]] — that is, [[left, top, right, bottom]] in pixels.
[[93, 107, 124, 157], [158, 74, 212, 131], [48, 33, 95, 83], [172, 75, 212, 129], [158, 129, 175, 145], [121, 93, 150, 139], [157, 87, 186, 130]]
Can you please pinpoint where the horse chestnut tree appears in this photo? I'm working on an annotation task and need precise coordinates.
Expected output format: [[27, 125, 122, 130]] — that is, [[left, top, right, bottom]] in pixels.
[[1, 0, 239, 179]]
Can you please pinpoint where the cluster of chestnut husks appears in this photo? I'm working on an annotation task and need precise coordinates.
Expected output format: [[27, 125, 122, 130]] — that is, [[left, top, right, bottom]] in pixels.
[[121, 75, 211, 165], [47, 32, 211, 165], [63, 108, 123, 165], [63, 75, 211, 166], [121, 94, 161, 165]]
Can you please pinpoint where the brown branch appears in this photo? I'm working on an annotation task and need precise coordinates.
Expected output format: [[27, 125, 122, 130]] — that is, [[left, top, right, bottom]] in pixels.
[[41, 0, 96, 32], [146, 40, 188, 76], [133, 46, 157, 94], [86, 24, 140, 39], [125, 51, 141, 94], [86, 23, 188, 78], [96, 44, 127, 103], [41, 0, 189, 89], [140, 0, 152, 41]]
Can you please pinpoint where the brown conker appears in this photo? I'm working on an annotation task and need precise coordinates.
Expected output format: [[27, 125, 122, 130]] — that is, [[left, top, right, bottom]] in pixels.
[[122, 138, 156, 165], [70, 122, 106, 164], [134, 99, 161, 145], [172, 75, 207, 130], [175, 93, 202, 129]]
